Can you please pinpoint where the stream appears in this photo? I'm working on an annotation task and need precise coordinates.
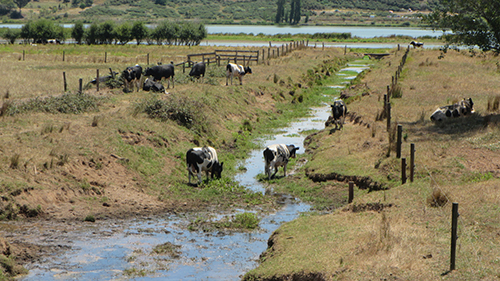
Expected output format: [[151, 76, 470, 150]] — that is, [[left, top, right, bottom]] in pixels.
[[13, 61, 370, 280]]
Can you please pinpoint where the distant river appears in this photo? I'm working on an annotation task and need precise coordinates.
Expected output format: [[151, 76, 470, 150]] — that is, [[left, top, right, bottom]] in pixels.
[[0, 23, 446, 38]]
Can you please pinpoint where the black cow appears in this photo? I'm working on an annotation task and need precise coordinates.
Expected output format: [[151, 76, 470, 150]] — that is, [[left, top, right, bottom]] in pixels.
[[89, 70, 119, 85], [226, 63, 252, 86], [144, 62, 175, 89], [327, 100, 348, 130], [143, 78, 166, 93], [186, 146, 224, 185], [410, 41, 424, 48], [263, 144, 299, 180], [122, 64, 142, 92], [189, 61, 206, 82]]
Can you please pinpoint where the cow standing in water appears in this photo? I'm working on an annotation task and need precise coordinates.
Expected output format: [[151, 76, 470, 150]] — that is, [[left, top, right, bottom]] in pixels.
[[328, 100, 348, 130], [263, 144, 299, 180], [226, 63, 252, 86], [186, 146, 224, 185]]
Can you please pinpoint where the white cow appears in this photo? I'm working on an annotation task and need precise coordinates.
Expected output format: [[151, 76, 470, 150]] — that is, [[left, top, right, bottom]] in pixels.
[[186, 146, 224, 185], [226, 63, 252, 86], [263, 144, 299, 180]]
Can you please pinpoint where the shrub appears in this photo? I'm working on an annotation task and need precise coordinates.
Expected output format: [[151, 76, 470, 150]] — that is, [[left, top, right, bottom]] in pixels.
[[6, 93, 100, 116], [427, 188, 450, 207]]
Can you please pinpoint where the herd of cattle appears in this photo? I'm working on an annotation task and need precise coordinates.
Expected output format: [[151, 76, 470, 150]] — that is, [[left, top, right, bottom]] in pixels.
[[90, 61, 253, 93], [93, 53, 477, 186]]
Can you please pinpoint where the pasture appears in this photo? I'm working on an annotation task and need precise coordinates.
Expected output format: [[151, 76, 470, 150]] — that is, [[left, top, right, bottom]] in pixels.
[[244, 48, 500, 280]]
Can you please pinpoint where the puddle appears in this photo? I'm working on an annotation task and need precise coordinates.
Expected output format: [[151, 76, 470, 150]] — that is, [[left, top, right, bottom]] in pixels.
[[15, 60, 371, 280]]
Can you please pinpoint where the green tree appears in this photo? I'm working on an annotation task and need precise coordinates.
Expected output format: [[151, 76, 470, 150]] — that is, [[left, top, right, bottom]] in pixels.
[[131, 21, 148, 45], [13, 0, 29, 11], [84, 23, 99, 45], [292, 0, 301, 25], [3, 28, 20, 44], [98, 21, 115, 44], [115, 22, 132, 45], [425, 0, 500, 52], [275, 0, 285, 24], [72, 21, 85, 44]]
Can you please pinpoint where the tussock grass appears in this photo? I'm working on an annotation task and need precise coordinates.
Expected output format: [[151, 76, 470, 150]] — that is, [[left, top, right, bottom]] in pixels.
[[246, 49, 500, 280]]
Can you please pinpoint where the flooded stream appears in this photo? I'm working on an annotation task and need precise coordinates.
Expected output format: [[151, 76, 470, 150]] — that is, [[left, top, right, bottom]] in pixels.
[[13, 60, 370, 280]]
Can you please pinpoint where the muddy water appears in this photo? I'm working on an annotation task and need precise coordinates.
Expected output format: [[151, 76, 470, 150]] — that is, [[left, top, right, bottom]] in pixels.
[[16, 61, 370, 280]]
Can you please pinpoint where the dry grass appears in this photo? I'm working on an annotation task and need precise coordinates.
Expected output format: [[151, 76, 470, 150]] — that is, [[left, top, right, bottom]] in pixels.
[[245, 48, 500, 280]]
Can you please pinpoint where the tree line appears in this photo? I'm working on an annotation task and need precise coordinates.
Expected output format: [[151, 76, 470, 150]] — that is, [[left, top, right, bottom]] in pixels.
[[1, 19, 207, 45]]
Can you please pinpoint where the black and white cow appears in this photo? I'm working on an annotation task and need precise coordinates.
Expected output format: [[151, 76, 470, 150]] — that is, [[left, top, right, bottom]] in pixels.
[[263, 144, 299, 180], [122, 64, 142, 92], [410, 41, 424, 48], [226, 63, 252, 86], [430, 98, 475, 122], [189, 61, 206, 82], [186, 146, 224, 185], [142, 78, 166, 93], [327, 100, 348, 130], [144, 62, 175, 89]]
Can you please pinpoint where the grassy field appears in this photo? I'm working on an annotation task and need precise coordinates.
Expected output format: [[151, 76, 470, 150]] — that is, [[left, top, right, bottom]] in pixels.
[[243, 48, 500, 280]]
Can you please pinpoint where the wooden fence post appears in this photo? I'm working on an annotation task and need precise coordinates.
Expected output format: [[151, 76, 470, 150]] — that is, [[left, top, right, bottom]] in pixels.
[[79, 78, 82, 94], [63, 72, 67, 92], [23, 50, 25, 61], [96, 69, 99, 92], [396, 125, 402, 158], [410, 143, 415, 182], [348, 181, 354, 203], [63, 51, 65, 62], [147, 53, 149, 65], [450, 202, 459, 271], [105, 52, 107, 63], [386, 102, 391, 132], [401, 158, 407, 184]]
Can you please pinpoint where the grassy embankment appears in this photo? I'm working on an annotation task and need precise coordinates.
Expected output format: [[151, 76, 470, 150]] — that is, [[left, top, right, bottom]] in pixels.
[[0, 41, 373, 223], [244, 47, 500, 280]]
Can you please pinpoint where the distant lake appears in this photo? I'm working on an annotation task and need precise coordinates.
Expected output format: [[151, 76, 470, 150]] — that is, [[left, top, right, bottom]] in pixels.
[[0, 23, 447, 38], [206, 25, 448, 38]]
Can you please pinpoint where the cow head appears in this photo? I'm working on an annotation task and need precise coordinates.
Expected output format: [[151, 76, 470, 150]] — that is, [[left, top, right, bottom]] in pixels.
[[144, 67, 152, 76], [244, 66, 252, 75], [286, 145, 299, 158], [213, 161, 224, 179]]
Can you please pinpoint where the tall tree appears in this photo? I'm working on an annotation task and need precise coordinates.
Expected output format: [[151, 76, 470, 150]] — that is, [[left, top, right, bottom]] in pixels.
[[291, 0, 301, 25], [72, 21, 85, 44], [13, 0, 29, 11], [131, 21, 148, 45], [425, 0, 500, 52], [275, 0, 285, 24]]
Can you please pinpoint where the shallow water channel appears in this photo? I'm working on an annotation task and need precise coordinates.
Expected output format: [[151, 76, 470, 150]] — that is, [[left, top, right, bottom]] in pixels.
[[14, 61, 370, 280]]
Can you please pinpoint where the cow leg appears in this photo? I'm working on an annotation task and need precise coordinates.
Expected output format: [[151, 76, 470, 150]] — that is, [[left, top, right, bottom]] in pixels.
[[271, 166, 278, 179], [197, 171, 202, 185], [239, 76, 242, 85], [283, 164, 287, 177]]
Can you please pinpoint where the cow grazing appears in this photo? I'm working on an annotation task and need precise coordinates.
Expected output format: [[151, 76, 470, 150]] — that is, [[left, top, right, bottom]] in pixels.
[[263, 144, 299, 180], [327, 100, 348, 130], [410, 41, 424, 48], [186, 146, 224, 185], [189, 61, 206, 82], [430, 98, 475, 122], [226, 63, 252, 86], [143, 78, 166, 93], [144, 62, 175, 89], [123, 64, 142, 92]]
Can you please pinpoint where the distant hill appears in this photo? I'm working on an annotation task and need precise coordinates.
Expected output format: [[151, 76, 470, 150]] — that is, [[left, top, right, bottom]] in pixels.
[[10, 0, 436, 24]]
